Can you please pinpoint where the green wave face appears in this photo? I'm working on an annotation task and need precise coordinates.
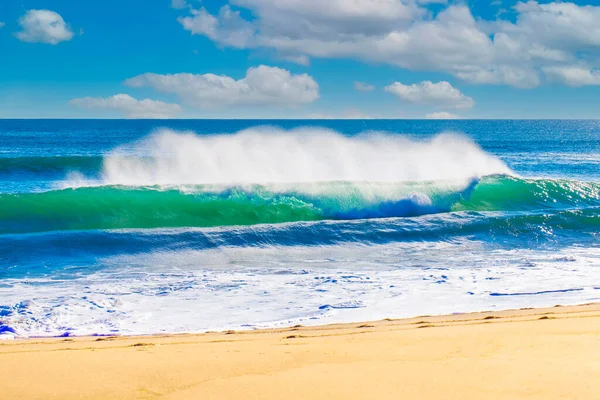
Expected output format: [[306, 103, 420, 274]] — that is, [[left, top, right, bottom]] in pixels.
[[452, 175, 600, 212], [0, 176, 598, 234], [0, 186, 324, 234]]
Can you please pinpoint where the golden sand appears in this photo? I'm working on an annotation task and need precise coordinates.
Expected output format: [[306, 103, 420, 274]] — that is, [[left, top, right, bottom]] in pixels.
[[2, 303, 600, 399]]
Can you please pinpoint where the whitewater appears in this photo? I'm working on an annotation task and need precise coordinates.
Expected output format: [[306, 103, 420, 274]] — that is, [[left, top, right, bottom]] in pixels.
[[0, 120, 598, 338]]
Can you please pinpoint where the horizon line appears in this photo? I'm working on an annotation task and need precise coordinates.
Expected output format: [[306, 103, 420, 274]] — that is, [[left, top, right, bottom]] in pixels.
[[1, 118, 600, 121]]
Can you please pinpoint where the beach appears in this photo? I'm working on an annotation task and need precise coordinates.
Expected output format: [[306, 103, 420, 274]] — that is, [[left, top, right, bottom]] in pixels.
[[2, 303, 600, 399]]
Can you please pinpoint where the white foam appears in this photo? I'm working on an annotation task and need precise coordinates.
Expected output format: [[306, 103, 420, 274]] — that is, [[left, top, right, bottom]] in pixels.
[[2, 243, 600, 338], [96, 128, 512, 186]]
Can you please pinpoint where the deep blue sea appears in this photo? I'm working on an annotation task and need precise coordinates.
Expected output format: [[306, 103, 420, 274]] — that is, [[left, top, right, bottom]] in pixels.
[[0, 119, 599, 338]]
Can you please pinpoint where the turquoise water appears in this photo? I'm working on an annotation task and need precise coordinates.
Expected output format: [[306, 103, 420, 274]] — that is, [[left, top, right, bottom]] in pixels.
[[0, 120, 598, 338]]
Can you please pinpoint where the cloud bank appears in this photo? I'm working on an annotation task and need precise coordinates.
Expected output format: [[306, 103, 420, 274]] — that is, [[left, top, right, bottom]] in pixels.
[[69, 94, 183, 119], [175, 1, 600, 88], [125, 65, 319, 108], [385, 81, 474, 109]]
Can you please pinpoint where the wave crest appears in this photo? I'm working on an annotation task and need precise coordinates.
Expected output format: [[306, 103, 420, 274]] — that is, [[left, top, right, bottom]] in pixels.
[[96, 128, 512, 186]]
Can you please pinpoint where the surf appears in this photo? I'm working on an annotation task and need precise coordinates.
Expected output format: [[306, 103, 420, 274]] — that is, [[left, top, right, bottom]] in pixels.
[[1, 128, 596, 235]]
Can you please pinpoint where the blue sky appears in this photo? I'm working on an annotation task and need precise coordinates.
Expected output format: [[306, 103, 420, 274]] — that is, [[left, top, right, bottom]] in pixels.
[[2, 0, 600, 119]]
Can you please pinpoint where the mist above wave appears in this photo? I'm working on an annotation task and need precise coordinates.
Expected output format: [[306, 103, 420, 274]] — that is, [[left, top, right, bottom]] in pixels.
[[93, 127, 512, 186]]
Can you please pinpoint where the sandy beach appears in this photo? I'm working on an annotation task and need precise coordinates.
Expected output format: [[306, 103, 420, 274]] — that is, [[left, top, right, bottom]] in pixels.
[[1, 303, 600, 399]]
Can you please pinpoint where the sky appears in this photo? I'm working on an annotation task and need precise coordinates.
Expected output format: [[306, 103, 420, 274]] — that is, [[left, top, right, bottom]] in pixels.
[[2, 0, 600, 119]]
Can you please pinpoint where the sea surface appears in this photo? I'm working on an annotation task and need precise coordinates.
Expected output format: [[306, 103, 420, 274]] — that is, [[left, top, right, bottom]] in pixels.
[[0, 119, 599, 338]]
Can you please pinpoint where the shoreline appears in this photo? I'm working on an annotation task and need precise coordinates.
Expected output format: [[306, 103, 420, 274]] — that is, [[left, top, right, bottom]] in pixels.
[[2, 299, 595, 341], [4, 300, 598, 341], [3, 302, 600, 399]]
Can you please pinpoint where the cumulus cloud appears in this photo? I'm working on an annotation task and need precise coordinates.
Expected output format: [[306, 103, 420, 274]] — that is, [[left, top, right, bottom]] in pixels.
[[543, 66, 600, 87], [177, 1, 600, 88], [230, 0, 420, 29], [385, 81, 474, 109], [178, 6, 255, 49], [16, 9, 74, 44], [425, 111, 461, 119], [508, 1, 600, 49], [69, 94, 183, 119], [125, 65, 319, 108], [354, 81, 375, 92]]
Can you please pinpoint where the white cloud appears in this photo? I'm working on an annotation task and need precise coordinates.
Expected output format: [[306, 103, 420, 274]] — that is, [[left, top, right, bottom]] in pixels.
[[425, 111, 461, 119], [280, 54, 310, 66], [453, 65, 541, 89], [177, 4, 504, 85], [231, 0, 420, 28], [171, 0, 188, 9], [385, 81, 474, 109], [69, 94, 183, 119], [177, 1, 600, 88], [543, 66, 600, 87], [16, 9, 74, 44], [354, 81, 375, 92], [125, 65, 319, 108], [0, 22, 5, 29], [509, 1, 600, 49], [178, 6, 255, 49]]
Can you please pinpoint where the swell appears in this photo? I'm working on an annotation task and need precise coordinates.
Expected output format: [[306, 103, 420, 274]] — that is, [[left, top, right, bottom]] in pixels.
[[0, 156, 103, 175], [0, 176, 598, 234]]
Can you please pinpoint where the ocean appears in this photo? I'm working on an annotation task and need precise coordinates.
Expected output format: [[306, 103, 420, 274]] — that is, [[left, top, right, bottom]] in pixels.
[[0, 119, 598, 338]]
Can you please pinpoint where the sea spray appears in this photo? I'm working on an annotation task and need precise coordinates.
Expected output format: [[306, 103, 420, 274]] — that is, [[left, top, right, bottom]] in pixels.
[[97, 128, 513, 186]]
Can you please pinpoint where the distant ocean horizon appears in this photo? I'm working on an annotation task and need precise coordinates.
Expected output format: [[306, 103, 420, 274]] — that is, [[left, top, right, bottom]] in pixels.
[[4, 118, 600, 120], [0, 119, 598, 338]]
